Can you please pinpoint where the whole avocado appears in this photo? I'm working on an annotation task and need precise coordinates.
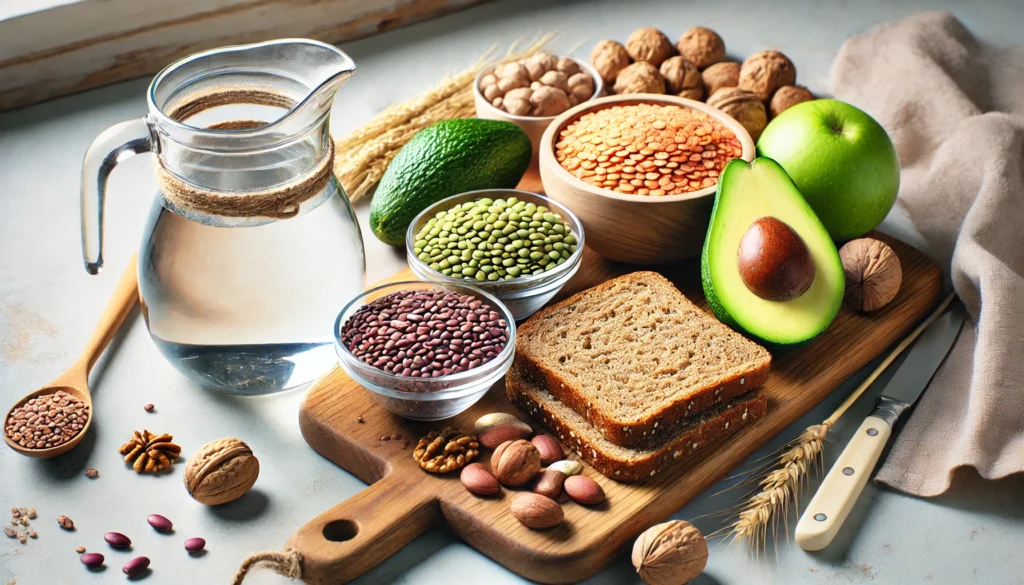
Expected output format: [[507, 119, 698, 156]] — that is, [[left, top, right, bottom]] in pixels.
[[369, 119, 532, 246]]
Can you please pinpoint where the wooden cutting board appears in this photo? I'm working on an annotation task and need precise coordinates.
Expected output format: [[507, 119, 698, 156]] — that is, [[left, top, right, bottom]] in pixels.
[[289, 178, 942, 585]]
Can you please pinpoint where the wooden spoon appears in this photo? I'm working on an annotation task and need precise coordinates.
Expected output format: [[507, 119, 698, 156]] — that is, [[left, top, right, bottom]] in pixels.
[[3, 254, 139, 458]]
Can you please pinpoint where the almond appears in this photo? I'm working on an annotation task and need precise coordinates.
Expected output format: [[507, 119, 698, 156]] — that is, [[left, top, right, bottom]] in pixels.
[[564, 475, 605, 505], [478, 423, 532, 449], [460, 463, 500, 496], [492, 440, 541, 487], [533, 468, 566, 500], [510, 493, 563, 529], [475, 413, 531, 435], [530, 434, 563, 465]]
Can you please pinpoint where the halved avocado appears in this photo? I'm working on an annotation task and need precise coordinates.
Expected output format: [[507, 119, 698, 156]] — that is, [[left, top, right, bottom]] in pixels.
[[701, 157, 844, 346]]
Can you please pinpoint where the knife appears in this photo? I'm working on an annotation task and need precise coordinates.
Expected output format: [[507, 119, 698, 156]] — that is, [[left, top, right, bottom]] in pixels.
[[795, 303, 965, 551]]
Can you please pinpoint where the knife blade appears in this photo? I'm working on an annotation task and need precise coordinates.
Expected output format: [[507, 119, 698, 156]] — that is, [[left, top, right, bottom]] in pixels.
[[795, 303, 965, 551]]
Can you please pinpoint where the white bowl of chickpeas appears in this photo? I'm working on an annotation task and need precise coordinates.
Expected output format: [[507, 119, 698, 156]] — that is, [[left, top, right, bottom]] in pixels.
[[474, 52, 604, 166]]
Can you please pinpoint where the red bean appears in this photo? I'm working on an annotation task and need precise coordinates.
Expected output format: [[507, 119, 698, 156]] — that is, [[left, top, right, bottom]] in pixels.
[[184, 537, 206, 553], [122, 556, 150, 577], [104, 532, 131, 549], [80, 553, 104, 567], [147, 514, 173, 531]]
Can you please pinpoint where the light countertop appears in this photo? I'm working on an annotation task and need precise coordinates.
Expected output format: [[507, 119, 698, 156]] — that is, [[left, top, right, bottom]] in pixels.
[[2, 1, 1023, 584]]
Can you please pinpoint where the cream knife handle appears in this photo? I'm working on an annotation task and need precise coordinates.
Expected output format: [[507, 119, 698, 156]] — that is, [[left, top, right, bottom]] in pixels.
[[795, 415, 892, 551]]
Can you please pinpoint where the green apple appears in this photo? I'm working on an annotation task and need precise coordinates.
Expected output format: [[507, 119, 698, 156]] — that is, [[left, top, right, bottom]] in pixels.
[[756, 99, 899, 241]]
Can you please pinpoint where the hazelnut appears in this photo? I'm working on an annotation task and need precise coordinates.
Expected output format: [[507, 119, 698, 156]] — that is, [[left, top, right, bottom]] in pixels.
[[707, 87, 767, 140], [504, 97, 531, 116], [184, 437, 259, 506], [625, 28, 676, 67], [632, 520, 708, 585], [660, 56, 704, 100], [491, 439, 541, 486], [614, 62, 666, 95], [770, 85, 815, 117], [567, 72, 595, 102], [555, 57, 580, 77], [530, 86, 571, 117], [839, 238, 902, 312], [510, 493, 563, 529], [675, 26, 726, 69], [590, 40, 632, 84], [702, 61, 741, 96], [539, 70, 569, 92], [739, 50, 796, 102]]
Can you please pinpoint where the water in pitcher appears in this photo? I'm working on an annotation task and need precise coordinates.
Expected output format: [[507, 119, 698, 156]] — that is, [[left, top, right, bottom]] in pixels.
[[139, 179, 365, 394]]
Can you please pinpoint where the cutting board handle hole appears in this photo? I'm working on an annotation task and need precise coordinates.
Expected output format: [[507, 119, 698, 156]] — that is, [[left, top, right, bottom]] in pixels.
[[322, 519, 359, 542]]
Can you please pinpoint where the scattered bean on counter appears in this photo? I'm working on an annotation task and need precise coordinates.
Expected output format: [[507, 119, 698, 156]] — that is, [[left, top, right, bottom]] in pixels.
[[413, 197, 579, 281], [341, 289, 508, 379], [184, 537, 206, 554], [104, 531, 131, 549], [4, 390, 88, 450], [80, 553, 105, 568], [147, 514, 173, 532], [122, 556, 150, 577], [555, 103, 743, 195]]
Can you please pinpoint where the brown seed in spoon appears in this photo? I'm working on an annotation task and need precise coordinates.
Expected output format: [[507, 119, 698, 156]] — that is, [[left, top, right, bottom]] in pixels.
[[4, 391, 89, 451]]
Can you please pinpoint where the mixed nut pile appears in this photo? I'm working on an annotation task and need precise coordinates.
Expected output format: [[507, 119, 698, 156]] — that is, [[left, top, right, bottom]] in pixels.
[[413, 413, 606, 530], [412, 196, 579, 280], [480, 51, 597, 117], [590, 26, 813, 139]]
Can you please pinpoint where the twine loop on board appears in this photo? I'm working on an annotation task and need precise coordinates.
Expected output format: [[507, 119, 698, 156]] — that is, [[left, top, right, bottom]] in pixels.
[[156, 88, 335, 220], [231, 548, 303, 584]]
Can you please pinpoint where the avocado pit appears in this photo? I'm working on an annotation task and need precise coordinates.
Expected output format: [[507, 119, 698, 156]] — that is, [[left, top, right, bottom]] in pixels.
[[737, 216, 815, 301]]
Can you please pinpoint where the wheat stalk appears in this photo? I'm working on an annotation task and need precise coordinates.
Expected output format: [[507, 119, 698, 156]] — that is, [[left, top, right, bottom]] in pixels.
[[334, 34, 555, 202], [722, 292, 957, 549]]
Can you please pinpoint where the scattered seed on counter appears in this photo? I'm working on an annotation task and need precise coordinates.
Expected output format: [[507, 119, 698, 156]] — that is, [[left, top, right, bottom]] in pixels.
[[122, 556, 150, 577], [413, 197, 579, 281], [555, 103, 743, 195], [144, 403, 155, 412], [104, 532, 131, 549], [56, 515, 74, 530], [76, 546, 86, 554], [147, 514, 173, 532], [3, 525, 16, 538], [4, 391, 89, 450], [27, 509, 36, 520], [27, 531, 36, 539], [184, 537, 206, 554], [80, 553, 104, 568], [340, 289, 509, 379], [84, 468, 99, 479]]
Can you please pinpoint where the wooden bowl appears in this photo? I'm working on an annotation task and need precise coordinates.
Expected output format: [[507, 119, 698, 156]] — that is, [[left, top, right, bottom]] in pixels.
[[474, 57, 604, 167], [538, 94, 755, 265]]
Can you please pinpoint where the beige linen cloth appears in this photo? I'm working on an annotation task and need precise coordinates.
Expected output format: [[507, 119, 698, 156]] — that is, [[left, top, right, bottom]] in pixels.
[[828, 11, 1024, 497]]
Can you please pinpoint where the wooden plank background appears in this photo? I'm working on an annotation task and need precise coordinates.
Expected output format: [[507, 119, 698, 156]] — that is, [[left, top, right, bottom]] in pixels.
[[0, 0, 487, 111]]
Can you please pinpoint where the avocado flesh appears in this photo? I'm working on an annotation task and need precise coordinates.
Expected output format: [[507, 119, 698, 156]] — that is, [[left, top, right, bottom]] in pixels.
[[702, 157, 844, 346]]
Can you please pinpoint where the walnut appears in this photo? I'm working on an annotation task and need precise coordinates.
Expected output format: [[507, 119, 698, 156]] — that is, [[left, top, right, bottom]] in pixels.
[[526, 52, 558, 76], [556, 57, 580, 77], [839, 238, 902, 311], [530, 86, 571, 117], [184, 437, 259, 506], [707, 87, 767, 140], [770, 84, 815, 117], [675, 27, 725, 69], [702, 61, 740, 96], [118, 429, 181, 474], [632, 520, 708, 585], [413, 427, 479, 473], [614, 62, 666, 95], [660, 56, 704, 100], [739, 50, 796, 102], [567, 72, 595, 102], [538, 70, 568, 92], [491, 439, 541, 486], [625, 28, 676, 67], [591, 40, 632, 84]]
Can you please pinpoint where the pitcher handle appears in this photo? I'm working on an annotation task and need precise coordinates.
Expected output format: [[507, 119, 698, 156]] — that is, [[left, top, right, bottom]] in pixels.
[[81, 118, 154, 274]]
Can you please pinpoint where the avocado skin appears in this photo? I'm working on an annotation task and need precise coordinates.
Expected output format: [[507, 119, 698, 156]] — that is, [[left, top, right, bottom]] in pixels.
[[701, 158, 842, 348], [369, 119, 532, 246]]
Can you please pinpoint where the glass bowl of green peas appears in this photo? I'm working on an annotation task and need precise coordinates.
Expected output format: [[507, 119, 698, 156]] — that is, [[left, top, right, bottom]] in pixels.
[[406, 190, 585, 321]]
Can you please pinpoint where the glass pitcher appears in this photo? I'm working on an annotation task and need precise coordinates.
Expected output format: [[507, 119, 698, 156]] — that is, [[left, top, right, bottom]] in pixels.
[[81, 39, 366, 395]]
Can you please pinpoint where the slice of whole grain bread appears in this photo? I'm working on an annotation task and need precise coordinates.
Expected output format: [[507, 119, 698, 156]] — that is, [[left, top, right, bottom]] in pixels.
[[506, 364, 767, 482], [515, 271, 771, 447]]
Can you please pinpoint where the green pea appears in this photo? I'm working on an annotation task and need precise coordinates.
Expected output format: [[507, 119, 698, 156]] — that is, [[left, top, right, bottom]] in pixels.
[[461, 266, 475, 276], [530, 251, 544, 260], [549, 251, 561, 260], [507, 266, 522, 277]]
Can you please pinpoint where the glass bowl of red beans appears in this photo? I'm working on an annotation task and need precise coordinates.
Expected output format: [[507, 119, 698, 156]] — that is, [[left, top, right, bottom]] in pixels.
[[334, 281, 516, 420]]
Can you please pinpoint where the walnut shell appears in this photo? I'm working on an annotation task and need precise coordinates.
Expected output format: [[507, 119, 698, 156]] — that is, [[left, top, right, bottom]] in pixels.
[[590, 40, 632, 84], [184, 438, 259, 506], [625, 28, 676, 67], [739, 50, 796, 102], [631, 520, 708, 585], [770, 85, 815, 118], [701, 61, 740, 96], [675, 27, 725, 69], [614, 62, 666, 95], [707, 87, 767, 140], [839, 238, 902, 311], [530, 86, 571, 117], [659, 56, 704, 100]]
